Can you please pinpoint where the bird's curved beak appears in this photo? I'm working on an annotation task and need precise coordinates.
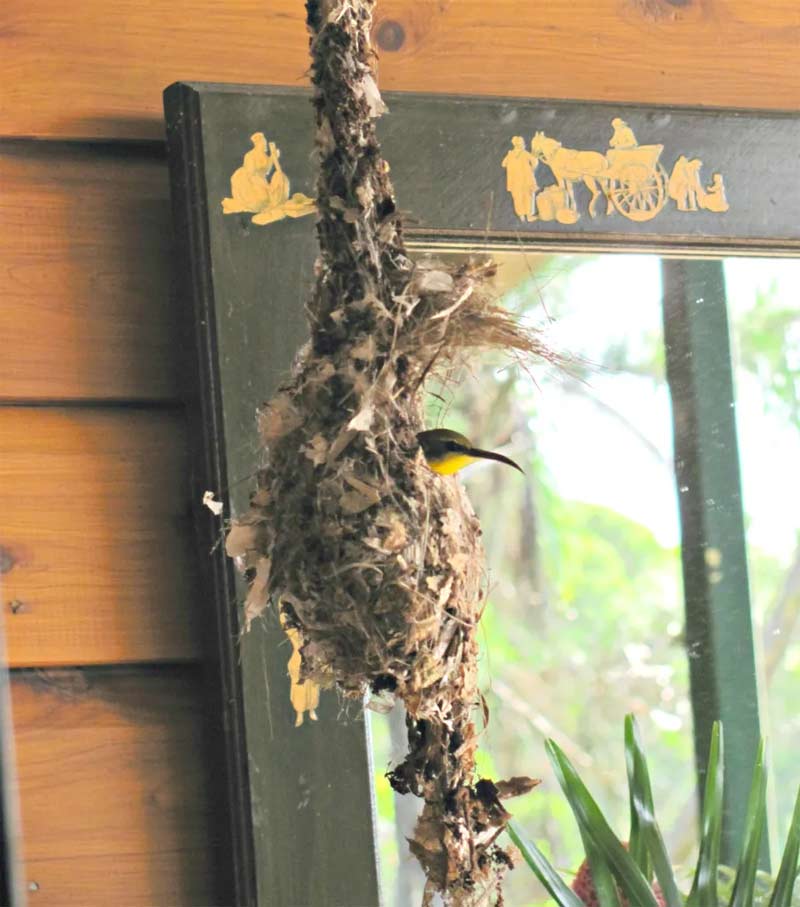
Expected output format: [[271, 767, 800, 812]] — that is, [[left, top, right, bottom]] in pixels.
[[466, 447, 524, 474]]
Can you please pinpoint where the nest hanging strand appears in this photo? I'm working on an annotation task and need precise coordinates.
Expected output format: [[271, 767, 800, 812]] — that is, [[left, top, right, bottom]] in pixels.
[[227, 0, 550, 902]]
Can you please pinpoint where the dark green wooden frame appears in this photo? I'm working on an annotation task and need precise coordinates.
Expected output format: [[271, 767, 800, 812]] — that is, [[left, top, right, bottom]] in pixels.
[[164, 83, 800, 904]]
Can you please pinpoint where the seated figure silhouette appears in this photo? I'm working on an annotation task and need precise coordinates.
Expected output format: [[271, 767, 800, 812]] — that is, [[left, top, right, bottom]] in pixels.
[[222, 132, 316, 225], [700, 172, 729, 213], [609, 117, 638, 149]]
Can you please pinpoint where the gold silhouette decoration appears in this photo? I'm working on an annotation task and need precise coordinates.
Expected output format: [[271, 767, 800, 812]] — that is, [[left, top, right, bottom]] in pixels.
[[280, 612, 320, 727], [609, 116, 638, 150], [222, 132, 316, 226], [668, 155, 729, 213], [501, 136, 539, 222], [502, 117, 729, 224]]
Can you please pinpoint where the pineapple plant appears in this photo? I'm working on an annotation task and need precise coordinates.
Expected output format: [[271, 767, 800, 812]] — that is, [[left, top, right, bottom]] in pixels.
[[509, 716, 800, 907]]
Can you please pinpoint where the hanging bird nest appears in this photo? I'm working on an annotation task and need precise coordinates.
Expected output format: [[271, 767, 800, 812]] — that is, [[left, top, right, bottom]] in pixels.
[[226, 0, 557, 902]]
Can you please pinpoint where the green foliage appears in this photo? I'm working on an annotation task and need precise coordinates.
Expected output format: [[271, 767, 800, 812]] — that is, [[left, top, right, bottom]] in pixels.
[[429, 253, 691, 904], [728, 741, 768, 907], [625, 715, 683, 907], [507, 823, 585, 907], [687, 723, 724, 907], [768, 790, 800, 907], [546, 735, 661, 907], [373, 254, 800, 907], [510, 716, 800, 907], [734, 283, 800, 427]]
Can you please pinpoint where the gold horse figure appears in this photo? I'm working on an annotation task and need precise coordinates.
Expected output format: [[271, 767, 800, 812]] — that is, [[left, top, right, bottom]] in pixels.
[[530, 131, 614, 219]]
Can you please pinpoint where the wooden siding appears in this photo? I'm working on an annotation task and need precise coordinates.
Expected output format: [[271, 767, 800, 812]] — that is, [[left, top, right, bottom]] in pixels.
[[11, 668, 219, 906], [0, 408, 201, 667], [1, 0, 799, 141], [0, 144, 178, 401]]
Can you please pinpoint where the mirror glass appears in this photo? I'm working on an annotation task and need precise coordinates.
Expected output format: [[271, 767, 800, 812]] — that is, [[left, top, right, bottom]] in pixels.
[[370, 250, 800, 906]]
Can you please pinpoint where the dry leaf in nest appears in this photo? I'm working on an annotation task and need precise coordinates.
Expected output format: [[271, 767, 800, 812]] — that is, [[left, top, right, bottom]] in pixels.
[[339, 490, 381, 514], [350, 334, 377, 362], [375, 509, 408, 551], [225, 517, 270, 575], [416, 269, 455, 294], [347, 402, 375, 432], [327, 427, 358, 462], [494, 776, 541, 800], [225, 521, 263, 559], [258, 393, 303, 443], [244, 557, 272, 629], [359, 72, 388, 117], [303, 434, 329, 466]]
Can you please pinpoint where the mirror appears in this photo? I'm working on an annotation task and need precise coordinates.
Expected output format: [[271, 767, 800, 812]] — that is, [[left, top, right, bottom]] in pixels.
[[371, 249, 800, 907]]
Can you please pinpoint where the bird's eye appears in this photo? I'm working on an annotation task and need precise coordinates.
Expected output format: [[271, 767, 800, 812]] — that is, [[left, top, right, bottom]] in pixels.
[[445, 441, 461, 452]]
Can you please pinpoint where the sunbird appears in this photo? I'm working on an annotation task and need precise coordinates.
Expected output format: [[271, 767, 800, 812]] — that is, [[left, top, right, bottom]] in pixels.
[[417, 428, 524, 476]]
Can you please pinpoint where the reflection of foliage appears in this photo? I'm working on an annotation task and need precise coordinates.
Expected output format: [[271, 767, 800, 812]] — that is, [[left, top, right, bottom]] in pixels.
[[511, 717, 800, 907], [735, 283, 800, 427], [730, 275, 800, 847], [373, 255, 800, 906], [418, 254, 692, 906]]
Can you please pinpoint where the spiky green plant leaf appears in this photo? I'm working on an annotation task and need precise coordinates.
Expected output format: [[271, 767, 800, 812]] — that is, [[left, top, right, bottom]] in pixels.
[[729, 739, 768, 907], [625, 714, 652, 879], [687, 723, 724, 907], [546, 739, 661, 907], [578, 823, 623, 907], [506, 820, 585, 907], [624, 714, 683, 907], [514, 719, 800, 907], [767, 787, 800, 907]]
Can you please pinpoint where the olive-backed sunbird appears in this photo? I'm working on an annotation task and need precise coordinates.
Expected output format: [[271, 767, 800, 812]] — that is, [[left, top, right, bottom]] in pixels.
[[417, 428, 524, 476]]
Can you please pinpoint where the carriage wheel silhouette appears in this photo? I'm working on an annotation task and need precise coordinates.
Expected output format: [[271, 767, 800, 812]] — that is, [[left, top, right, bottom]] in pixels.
[[609, 162, 668, 222]]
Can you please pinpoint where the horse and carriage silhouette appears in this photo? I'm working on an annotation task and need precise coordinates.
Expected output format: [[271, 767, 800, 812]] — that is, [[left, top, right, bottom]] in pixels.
[[530, 130, 669, 222], [502, 119, 728, 224]]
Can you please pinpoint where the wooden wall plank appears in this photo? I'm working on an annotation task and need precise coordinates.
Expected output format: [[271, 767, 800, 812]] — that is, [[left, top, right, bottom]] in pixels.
[[0, 408, 202, 666], [23, 854, 216, 907], [0, 144, 179, 401], [2, 0, 800, 140], [11, 667, 219, 906]]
